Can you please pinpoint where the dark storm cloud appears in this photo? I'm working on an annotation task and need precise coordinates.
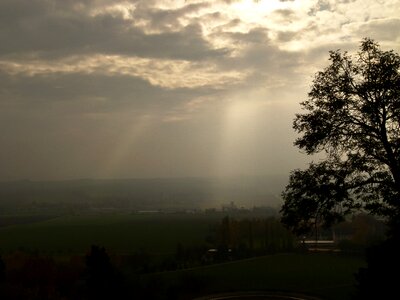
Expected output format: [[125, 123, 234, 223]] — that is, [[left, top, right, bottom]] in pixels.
[[0, 0, 226, 61]]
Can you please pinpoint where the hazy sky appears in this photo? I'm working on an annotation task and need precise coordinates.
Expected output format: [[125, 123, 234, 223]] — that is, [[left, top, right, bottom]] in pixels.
[[1, 0, 399, 181]]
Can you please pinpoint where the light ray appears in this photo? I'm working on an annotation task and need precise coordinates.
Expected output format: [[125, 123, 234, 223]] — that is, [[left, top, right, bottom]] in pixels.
[[97, 114, 155, 178], [215, 90, 270, 178]]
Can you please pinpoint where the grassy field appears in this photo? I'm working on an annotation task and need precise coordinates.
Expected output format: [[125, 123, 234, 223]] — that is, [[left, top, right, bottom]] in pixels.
[[0, 213, 366, 299], [144, 253, 365, 300], [0, 213, 220, 255]]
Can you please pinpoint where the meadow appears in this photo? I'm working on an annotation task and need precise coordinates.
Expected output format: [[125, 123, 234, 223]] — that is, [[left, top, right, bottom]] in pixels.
[[0, 213, 221, 255], [141, 253, 365, 300], [0, 213, 366, 299]]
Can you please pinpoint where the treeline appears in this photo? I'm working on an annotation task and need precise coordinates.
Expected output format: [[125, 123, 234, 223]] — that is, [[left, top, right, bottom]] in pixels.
[[162, 216, 296, 268], [0, 246, 126, 299], [208, 216, 295, 260], [0, 245, 199, 299], [0, 245, 215, 299]]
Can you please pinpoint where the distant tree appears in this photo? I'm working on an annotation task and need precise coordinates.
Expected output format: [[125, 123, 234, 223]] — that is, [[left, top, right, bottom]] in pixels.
[[220, 216, 231, 249], [281, 38, 400, 235]]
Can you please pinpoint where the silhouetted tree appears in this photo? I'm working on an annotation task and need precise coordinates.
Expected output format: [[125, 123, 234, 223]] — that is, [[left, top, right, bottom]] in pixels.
[[280, 38, 400, 299], [85, 245, 125, 299], [281, 38, 400, 235]]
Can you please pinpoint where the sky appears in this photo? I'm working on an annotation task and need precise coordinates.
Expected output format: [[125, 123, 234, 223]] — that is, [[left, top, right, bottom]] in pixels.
[[0, 0, 399, 181]]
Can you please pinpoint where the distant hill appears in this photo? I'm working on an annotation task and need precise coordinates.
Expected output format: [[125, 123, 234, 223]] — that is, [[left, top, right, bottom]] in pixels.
[[0, 176, 287, 214]]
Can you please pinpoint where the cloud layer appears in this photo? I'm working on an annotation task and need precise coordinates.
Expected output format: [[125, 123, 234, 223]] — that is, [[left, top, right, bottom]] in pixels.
[[1, 0, 399, 180]]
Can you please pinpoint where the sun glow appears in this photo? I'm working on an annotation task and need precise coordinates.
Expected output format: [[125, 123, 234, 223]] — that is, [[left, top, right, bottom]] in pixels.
[[229, 0, 286, 23]]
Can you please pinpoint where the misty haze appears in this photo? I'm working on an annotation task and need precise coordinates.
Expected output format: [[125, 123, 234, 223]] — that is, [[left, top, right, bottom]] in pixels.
[[1, 0, 399, 299]]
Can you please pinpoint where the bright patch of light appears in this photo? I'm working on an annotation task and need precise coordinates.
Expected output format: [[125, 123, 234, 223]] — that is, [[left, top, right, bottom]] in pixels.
[[228, 0, 287, 24], [0, 56, 248, 89], [89, 2, 136, 19], [215, 93, 270, 177]]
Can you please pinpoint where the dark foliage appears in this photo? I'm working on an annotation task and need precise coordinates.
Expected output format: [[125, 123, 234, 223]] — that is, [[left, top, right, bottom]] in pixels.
[[212, 216, 294, 259], [0, 255, 5, 283], [354, 230, 400, 299], [85, 245, 126, 300]]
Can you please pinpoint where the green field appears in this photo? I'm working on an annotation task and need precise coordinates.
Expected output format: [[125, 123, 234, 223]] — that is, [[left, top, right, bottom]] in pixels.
[[144, 253, 365, 300], [0, 213, 366, 299], [0, 213, 220, 255]]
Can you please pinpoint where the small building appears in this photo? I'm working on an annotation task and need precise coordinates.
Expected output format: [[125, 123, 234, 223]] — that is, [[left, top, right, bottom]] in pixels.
[[302, 240, 339, 252]]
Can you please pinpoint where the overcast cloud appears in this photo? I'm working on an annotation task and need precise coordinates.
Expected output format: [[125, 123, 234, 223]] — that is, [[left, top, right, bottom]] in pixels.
[[1, 0, 399, 180]]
